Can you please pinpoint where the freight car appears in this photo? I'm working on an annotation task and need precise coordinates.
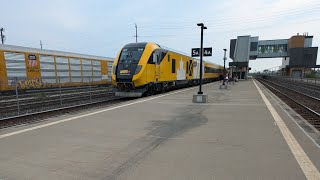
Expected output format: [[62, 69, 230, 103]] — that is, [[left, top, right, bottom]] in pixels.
[[0, 44, 113, 94], [112, 42, 224, 97]]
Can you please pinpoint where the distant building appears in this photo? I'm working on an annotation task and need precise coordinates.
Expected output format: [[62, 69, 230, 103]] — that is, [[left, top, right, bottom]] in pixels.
[[229, 33, 319, 78]]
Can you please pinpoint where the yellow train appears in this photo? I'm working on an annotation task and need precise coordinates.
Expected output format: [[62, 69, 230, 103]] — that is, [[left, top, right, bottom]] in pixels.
[[0, 44, 113, 94], [112, 42, 224, 97]]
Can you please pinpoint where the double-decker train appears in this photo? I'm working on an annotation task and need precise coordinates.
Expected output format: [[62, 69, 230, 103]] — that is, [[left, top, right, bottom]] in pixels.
[[112, 42, 224, 97]]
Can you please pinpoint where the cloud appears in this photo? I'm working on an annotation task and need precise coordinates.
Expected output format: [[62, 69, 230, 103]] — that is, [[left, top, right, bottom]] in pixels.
[[270, 0, 317, 13], [1, 0, 319, 71], [34, 0, 87, 30]]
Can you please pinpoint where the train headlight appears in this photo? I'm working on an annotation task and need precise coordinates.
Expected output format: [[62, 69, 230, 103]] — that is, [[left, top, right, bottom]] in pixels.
[[113, 66, 116, 74], [135, 65, 142, 74]]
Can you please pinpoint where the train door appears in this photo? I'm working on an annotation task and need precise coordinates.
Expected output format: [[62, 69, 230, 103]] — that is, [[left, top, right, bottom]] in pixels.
[[147, 51, 156, 83]]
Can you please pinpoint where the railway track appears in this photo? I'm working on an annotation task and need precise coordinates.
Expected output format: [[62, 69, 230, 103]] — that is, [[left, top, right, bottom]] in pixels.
[[0, 85, 110, 100], [0, 95, 130, 130], [0, 85, 122, 123], [266, 77, 320, 99], [256, 77, 320, 131]]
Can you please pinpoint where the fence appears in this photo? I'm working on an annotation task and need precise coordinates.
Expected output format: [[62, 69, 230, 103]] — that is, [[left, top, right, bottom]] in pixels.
[[0, 76, 114, 120], [276, 76, 319, 84]]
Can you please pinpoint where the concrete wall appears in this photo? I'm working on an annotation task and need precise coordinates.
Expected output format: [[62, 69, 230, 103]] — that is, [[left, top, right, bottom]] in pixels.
[[289, 47, 318, 67], [229, 39, 237, 59], [234, 36, 250, 62], [289, 68, 312, 78], [304, 36, 313, 47]]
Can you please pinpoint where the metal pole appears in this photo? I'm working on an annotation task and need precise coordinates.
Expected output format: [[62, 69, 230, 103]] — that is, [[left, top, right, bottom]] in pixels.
[[135, 23, 138, 43], [0, 28, 4, 44], [198, 26, 204, 94], [59, 76, 62, 106], [223, 49, 227, 85], [89, 76, 92, 102], [314, 67, 316, 84], [15, 77, 20, 114]]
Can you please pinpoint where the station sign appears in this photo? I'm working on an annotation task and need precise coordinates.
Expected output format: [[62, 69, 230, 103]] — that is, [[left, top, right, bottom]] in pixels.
[[191, 47, 212, 57]]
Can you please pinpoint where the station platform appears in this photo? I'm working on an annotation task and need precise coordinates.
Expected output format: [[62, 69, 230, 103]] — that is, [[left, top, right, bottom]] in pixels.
[[0, 79, 319, 180]]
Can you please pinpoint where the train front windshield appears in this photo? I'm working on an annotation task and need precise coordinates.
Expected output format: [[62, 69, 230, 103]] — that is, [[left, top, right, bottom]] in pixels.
[[119, 47, 144, 64]]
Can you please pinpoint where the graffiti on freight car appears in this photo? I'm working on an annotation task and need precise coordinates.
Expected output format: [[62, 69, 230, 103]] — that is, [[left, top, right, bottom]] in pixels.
[[10, 78, 47, 89]]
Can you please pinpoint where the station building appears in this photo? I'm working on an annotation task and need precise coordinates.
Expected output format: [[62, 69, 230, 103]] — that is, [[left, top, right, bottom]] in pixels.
[[229, 34, 319, 78]]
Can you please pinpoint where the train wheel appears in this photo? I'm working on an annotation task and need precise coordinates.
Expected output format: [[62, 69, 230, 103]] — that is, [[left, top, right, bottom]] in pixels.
[[147, 89, 154, 96], [144, 84, 154, 96]]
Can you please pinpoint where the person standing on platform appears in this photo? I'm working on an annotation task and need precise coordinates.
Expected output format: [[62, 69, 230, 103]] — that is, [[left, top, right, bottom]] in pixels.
[[224, 74, 229, 85], [219, 74, 224, 83]]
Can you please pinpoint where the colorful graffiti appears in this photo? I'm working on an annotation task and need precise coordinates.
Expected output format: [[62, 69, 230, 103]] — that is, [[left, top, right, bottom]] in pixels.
[[10, 78, 48, 89]]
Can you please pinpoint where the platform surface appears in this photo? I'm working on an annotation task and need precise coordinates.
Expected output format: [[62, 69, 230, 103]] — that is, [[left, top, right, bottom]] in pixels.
[[0, 79, 319, 180]]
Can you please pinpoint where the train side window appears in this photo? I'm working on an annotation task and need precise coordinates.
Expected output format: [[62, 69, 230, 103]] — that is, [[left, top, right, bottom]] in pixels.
[[161, 52, 166, 61], [168, 55, 170, 62], [172, 59, 176, 73], [153, 53, 157, 64], [148, 52, 155, 64]]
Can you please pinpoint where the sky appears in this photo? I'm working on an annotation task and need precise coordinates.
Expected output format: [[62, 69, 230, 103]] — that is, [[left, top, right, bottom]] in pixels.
[[1, 0, 320, 72]]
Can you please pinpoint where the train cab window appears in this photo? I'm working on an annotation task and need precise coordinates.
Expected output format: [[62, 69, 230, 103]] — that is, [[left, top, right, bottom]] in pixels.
[[119, 47, 144, 63], [168, 55, 170, 62], [152, 49, 160, 64], [172, 59, 176, 73], [161, 52, 166, 61]]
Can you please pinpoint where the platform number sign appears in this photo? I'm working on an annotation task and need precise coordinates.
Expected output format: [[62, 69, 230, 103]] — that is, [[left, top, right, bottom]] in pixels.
[[191, 47, 212, 57], [192, 48, 200, 57], [203, 48, 212, 56]]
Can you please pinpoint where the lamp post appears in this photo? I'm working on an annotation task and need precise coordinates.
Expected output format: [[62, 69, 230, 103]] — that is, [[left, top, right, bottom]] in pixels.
[[197, 23, 207, 94], [223, 49, 227, 85]]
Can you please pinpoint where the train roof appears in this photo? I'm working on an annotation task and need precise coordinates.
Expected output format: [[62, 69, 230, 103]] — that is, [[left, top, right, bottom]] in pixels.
[[0, 44, 114, 61], [123, 42, 149, 48]]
